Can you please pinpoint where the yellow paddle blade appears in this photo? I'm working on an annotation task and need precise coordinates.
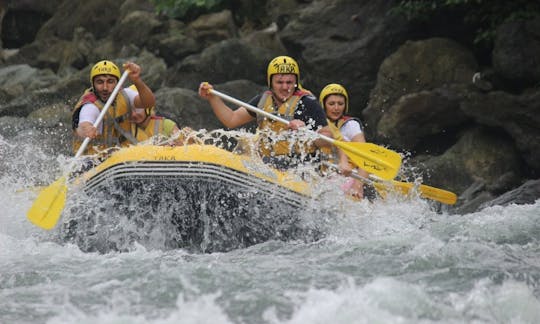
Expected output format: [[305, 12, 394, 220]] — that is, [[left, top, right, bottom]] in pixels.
[[374, 180, 457, 205], [411, 182, 457, 205], [333, 141, 402, 180], [27, 176, 67, 230]]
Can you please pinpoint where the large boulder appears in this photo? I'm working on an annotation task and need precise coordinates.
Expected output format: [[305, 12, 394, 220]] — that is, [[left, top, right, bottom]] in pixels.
[[164, 38, 276, 90], [415, 127, 522, 201], [34, 28, 96, 73], [111, 10, 164, 50], [376, 85, 470, 151], [186, 10, 239, 48], [0, 64, 58, 97], [35, 0, 123, 41], [279, 0, 413, 118], [148, 19, 200, 67], [363, 37, 478, 138], [492, 17, 540, 88], [461, 88, 540, 172]]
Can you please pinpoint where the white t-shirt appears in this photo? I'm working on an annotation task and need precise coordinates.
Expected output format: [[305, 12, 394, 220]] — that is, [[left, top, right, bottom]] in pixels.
[[78, 88, 138, 133], [340, 119, 363, 142]]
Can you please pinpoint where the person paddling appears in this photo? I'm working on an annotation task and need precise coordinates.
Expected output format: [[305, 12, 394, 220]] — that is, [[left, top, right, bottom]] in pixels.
[[198, 55, 351, 174], [320, 83, 369, 199], [72, 60, 156, 155], [127, 86, 193, 146]]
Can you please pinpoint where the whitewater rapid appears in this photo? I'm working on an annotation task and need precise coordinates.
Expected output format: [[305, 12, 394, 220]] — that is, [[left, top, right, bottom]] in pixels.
[[2, 136, 539, 324]]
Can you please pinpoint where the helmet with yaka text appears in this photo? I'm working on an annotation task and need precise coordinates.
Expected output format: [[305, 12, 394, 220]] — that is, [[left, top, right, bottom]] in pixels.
[[267, 56, 300, 88], [319, 83, 349, 113], [90, 60, 121, 85]]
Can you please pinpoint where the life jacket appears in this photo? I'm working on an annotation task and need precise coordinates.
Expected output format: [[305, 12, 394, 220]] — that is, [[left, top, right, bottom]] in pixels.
[[255, 90, 317, 157], [319, 119, 343, 169], [321, 115, 364, 168], [333, 115, 364, 134], [131, 116, 166, 143], [71, 88, 136, 155]]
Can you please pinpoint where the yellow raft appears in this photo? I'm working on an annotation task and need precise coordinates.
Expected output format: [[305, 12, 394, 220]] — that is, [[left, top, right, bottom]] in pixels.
[[61, 144, 321, 253], [81, 144, 311, 203]]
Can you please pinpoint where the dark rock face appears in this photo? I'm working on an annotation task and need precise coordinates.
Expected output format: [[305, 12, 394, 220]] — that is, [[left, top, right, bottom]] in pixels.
[[364, 37, 478, 138], [492, 17, 540, 89], [280, 1, 414, 115], [1, 0, 539, 212]]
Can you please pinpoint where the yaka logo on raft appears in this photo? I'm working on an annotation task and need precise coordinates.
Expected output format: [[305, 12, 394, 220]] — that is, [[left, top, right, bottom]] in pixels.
[[157, 155, 176, 161], [273, 62, 296, 74]]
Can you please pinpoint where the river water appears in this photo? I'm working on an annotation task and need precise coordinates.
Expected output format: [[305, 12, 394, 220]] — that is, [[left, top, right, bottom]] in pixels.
[[1, 134, 540, 324]]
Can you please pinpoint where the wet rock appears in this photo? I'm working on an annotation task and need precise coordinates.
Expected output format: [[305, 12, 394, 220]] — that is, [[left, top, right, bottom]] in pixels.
[[111, 10, 164, 50], [461, 88, 540, 172], [0, 64, 58, 97], [186, 10, 238, 47], [280, 1, 412, 117], [363, 37, 478, 139], [413, 127, 522, 199], [492, 17, 540, 89], [164, 38, 275, 90], [377, 86, 469, 151], [480, 179, 540, 209]]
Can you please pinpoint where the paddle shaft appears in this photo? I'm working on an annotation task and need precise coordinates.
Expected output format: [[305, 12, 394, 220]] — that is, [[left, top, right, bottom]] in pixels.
[[74, 70, 130, 158], [323, 161, 377, 186]]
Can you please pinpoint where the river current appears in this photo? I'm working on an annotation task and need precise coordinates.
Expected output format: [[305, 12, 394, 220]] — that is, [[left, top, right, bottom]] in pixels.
[[1, 134, 539, 324]]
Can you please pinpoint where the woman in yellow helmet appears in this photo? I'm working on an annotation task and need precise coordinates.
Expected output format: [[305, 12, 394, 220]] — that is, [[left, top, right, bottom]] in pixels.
[[198, 55, 351, 173], [320, 83, 368, 199], [71, 60, 156, 155]]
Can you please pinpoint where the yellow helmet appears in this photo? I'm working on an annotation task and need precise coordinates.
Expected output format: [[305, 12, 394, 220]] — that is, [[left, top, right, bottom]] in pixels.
[[90, 60, 121, 84], [267, 55, 300, 87], [319, 83, 349, 113]]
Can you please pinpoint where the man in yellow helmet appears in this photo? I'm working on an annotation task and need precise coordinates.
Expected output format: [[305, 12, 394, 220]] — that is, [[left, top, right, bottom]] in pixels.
[[71, 60, 155, 155], [198, 55, 350, 172]]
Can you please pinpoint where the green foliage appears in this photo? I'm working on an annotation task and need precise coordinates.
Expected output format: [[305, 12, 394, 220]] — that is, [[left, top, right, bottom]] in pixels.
[[150, 0, 229, 20], [392, 0, 540, 44]]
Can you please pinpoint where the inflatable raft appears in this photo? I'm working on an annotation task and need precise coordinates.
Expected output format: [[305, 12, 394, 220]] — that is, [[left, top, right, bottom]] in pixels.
[[60, 144, 322, 253]]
